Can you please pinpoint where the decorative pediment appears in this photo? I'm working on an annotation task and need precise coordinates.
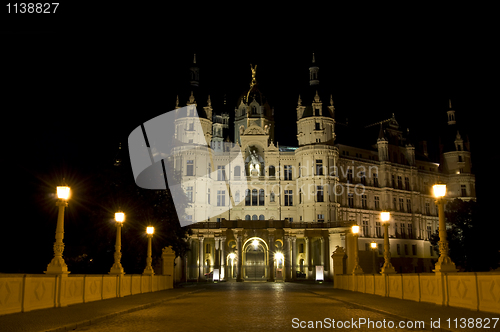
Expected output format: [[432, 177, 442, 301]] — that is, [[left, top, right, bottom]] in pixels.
[[244, 123, 266, 135]]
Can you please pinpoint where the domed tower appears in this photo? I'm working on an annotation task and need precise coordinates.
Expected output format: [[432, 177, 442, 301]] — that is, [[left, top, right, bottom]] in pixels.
[[174, 54, 212, 146], [295, 54, 339, 223], [440, 99, 475, 199], [233, 64, 275, 144], [296, 53, 336, 146]]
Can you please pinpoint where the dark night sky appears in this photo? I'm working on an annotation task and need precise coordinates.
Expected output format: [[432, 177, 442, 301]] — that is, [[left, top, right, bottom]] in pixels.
[[2, 7, 498, 265]]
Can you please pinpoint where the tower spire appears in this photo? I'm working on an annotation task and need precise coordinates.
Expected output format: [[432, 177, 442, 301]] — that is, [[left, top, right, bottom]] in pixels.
[[309, 53, 319, 86], [447, 98, 456, 125]]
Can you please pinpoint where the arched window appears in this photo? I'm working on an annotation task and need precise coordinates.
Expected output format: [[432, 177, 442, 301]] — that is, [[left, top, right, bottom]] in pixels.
[[252, 189, 258, 205], [235, 191, 240, 203], [259, 189, 265, 206], [245, 189, 251, 206], [269, 165, 275, 177], [252, 215, 258, 220], [234, 166, 241, 177], [259, 215, 265, 220], [245, 215, 251, 220]]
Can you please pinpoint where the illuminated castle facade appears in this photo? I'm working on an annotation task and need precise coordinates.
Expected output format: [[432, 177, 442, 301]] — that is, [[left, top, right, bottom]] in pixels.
[[172, 54, 475, 282]]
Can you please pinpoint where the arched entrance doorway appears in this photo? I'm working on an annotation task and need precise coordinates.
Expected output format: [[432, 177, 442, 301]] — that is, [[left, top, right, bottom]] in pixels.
[[243, 237, 268, 281]]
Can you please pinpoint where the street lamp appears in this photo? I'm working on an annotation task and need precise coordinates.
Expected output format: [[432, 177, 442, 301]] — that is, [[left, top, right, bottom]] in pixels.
[[109, 212, 125, 274], [143, 226, 155, 275], [370, 242, 378, 274], [351, 225, 364, 274], [45, 185, 70, 274], [380, 211, 396, 274], [432, 183, 457, 272]]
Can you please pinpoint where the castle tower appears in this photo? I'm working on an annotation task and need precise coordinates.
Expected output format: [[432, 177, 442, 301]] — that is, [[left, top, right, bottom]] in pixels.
[[234, 64, 275, 144], [296, 54, 335, 146]]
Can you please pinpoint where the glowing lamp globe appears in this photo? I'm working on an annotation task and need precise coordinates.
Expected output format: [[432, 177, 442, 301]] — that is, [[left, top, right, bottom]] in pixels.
[[433, 184, 447, 198], [57, 186, 70, 200], [115, 212, 125, 223], [380, 211, 390, 222], [147, 226, 154, 235], [370, 242, 377, 249], [352, 225, 360, 234]]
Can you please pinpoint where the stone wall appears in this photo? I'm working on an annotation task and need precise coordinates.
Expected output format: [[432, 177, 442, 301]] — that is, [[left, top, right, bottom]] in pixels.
[[334, 272, 500, 314], [0, 274, 172, 316]]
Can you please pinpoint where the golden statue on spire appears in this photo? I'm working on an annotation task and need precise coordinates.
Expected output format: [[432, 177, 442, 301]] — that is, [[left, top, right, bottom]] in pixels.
[[250, 64, 257, 87]]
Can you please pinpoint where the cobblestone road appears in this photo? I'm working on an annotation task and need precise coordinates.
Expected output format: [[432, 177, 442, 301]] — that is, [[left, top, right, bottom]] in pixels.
[[74, 282, 427, 331]]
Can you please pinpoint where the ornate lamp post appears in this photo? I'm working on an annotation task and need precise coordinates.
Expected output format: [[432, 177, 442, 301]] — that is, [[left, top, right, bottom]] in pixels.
[[380, 211, 396, 274], [109, 212, 125, 274], [143, 226, 155, 275], [45, 186, 70, 274], [351, 225, 364, 274], [432, 184, 457, 272]]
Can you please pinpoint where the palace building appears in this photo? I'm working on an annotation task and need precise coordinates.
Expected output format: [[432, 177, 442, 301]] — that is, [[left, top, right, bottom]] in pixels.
[[171, 54, 475, 282]]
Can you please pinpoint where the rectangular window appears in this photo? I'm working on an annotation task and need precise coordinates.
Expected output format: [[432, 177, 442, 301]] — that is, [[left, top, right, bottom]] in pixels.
[[397, 244, 401, 255], [316, 160, 324, 175], [347, 169, 353, 182], [400, 223, 406, 238], [360, 172, 366, 185], [406, 199, 412, 213], [187, 160, 194, 176], [399, 198, 404, 211], [362, 219, 369, 236], [393, 197, 397, 210], [412, 244, 417, 256], [404, 244, 408, 255], [348, 193, 354, 208], [408, 223, 413, 239], [317, 214, 324, 223], [426, 225, 432, 240], [373, 173, 379, 187], [284, 165, 293, 180], [217, 190, 225, 206], [374, 196, 380, 210], [405, 177, 410, 191], [207, 163, 211, 178], [186, 186, 193, 203], [217, 166, 226, 181], [425, 202, 430, 215], [207, 188, 210, 204], [317, 186, 324, 202], [397, 176, 403, 189], [376, 222, 381, 237], [392, 175, 395, 188], [284, 190, 293, 206], [461, 185, 467, 197], [361, 194, 367, 208]]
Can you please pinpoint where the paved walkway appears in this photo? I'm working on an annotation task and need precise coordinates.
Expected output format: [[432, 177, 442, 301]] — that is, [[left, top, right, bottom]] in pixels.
[[0, 281, 498, 332]]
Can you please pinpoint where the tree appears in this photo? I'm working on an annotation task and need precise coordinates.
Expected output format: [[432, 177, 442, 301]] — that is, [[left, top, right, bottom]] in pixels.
[[430, 199, 499, 272], [65, 148, 191, 274]]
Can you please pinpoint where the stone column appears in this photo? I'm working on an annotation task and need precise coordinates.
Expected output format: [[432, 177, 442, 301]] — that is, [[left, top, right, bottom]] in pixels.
[[268, 229, 275, 282], [320, 237, 325, 266], [235, 231, 243, 282], [304, 236, 310, 279], [285, 235, 291, 281], [199, 236, 205, 280], [291, 237, 297, 280], [220, 236, 226, 280]]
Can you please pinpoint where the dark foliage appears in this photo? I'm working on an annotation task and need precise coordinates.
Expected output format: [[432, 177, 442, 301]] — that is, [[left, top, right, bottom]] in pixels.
[[430, 199, 499, 272]]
